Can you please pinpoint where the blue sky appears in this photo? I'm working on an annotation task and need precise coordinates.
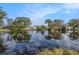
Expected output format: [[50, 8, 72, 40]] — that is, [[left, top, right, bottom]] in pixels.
[[0, 3, 79, 26]]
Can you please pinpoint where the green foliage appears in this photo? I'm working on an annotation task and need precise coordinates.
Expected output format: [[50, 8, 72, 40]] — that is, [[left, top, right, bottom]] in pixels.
[[35, 25, 47, 31], [45, 19, 53, 29], [11, 30, 30, 42], [45, 19, 64, 40], [68, 19, 79, 39], [0, 7, 7, 28], [68, 19, 79, 27], [0, 29, 9, 32], [15, 17, 31, 28], [0, 7, 7, 20], [35, 25, 47, 35], [10, 17, 31, 42], [45, 29, 53, 40], [62, 26, 66, 33], [69, 32, 79, 39]]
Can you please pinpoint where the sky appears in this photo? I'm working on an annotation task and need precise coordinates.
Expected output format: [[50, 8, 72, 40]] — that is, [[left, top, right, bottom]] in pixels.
[[0, 3, 79, 26]]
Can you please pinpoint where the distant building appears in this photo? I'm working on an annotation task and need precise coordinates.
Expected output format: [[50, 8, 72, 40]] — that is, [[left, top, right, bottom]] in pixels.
[[64, 25, 72, 33]]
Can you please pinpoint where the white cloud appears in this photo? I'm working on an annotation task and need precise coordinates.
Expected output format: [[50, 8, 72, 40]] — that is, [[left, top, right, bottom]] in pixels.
[[63, 3, 79, 9], [64, 10, 71, 14], [18, 4, 62, 26], [22, 4, 79, 18], [62, 3, 79, 14], [18, 3, 79, 26], [23, 6, 61, 18]]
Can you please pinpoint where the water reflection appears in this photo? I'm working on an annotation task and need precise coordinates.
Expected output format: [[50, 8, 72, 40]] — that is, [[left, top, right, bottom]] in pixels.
[[0, 31, 79, 55], [0, 33, 5, 53]]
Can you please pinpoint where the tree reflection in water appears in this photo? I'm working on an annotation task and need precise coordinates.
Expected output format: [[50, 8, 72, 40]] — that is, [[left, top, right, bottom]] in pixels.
[[0, 33, 5, 52]]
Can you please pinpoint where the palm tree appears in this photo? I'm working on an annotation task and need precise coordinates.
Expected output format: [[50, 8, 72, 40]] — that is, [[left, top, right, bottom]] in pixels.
[[15, 17, 31, 28], [45, 19, 53, 33], [44, 19, 53, 39], [45, 19, 53, 29], [0, 7, 7, 28], [68, 19, 79, 38], [0, 7, 6, 20], [10, 17, 31, 42], [52, 19, 64, 39], [53, 19, 63, 32]]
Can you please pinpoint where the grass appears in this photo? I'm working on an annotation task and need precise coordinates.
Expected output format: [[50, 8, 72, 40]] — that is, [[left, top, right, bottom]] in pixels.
[[38, 48, 79, 55], [0, 29, 10, 32]]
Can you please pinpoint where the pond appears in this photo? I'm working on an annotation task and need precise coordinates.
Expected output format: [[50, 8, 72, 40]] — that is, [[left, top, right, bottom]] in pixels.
[[0, 31, 79, 55]]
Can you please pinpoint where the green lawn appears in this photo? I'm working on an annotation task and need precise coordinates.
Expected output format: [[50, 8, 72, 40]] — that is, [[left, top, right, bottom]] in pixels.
[[0, 29, 10, 32]]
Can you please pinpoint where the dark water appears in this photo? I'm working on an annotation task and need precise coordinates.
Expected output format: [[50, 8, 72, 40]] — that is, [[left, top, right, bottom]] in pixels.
[[0, 31, 79, 55]]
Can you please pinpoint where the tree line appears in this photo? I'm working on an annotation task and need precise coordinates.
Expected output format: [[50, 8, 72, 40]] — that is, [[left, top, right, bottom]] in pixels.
[[0, 7, 79, 40]]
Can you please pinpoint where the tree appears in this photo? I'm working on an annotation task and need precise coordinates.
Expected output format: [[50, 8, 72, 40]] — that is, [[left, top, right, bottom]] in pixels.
[[7, 18, 13, 29], [68, 19, 79, 39], [0, 7, 7, 28], [35, 25, 47, 35], [0, 7, 6, 20], [10, 17, 31, 42], [45, 19, 53, 29], [62, 26, 66, 33], [45, 19, 53, 35], [52, 19, 64, 39], [53, 19, 63, 31], [14, 17, 31, 28]]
